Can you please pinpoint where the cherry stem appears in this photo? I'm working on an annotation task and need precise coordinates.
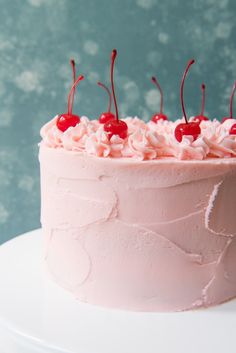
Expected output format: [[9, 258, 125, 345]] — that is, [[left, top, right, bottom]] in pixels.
[[70, 59, 76, 115], [229, 81, 236, 119], [111, 49, 119, 121], [200, 83, 205, 116], [151, 76, 163, 114], [181, 59, 195, 124], [67, 75, 84, 115], [97, 81, 112, 112]]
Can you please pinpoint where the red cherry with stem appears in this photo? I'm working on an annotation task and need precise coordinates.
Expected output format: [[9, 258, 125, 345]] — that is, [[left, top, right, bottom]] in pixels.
[[97, 81, 116, 124], [222, 81, 236, 124], [104, 49, 128, 140], [150, 76, 168, 123], [57, 74, 84, 132], [175, 122, 201, 143], [104, 119, 128, 139], [174, 59, 201, 142], [193, 83, 209, 123]]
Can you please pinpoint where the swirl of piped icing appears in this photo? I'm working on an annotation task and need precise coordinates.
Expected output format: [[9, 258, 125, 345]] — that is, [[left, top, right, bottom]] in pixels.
[[40, 116, 236, 160], [165, 134, 210, 160], [200, 119, 236, 158], [147, 118, 177, 135], [147, 117, 210, 160], [61, 116, 98, 151], [85, 128, 111, 157], [122, 128, 165, 160], [85, 126, 125, 158], [40, 116, 63, 148], [124, 117, 147, 134]]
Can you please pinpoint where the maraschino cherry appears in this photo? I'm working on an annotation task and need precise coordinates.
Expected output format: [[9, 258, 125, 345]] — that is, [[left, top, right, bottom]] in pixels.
[[97, 81, 115, 124], [104, 49, 128, 140], [193, 83, 209, 123], [174, 59, 201, 142], [222, 81, 236, 125], [150, 76, 168, 122], [57, 60, 84, 132]]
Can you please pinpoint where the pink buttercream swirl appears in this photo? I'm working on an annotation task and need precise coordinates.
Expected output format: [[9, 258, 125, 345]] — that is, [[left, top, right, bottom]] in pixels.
[[200, 119, 236, 158], [62, 117, 98, 152], [40, 116, 236, 160], [165, 135, 210, 160], [40, 116, 63, 148], [85, 127, 125, 158], [122, 129, 165, 160], [124, 117, 148, 134]]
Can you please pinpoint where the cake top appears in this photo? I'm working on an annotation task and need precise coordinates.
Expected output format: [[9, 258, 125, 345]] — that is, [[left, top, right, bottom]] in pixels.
[[40, 49, 236, 161], [40, 116, 236, 161]]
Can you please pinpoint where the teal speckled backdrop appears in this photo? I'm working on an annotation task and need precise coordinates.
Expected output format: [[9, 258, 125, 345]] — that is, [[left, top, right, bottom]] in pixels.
[[0, 0, 236, 244]]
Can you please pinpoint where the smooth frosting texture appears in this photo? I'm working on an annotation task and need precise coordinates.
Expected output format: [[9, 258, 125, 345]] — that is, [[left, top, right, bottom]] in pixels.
[[39, 145, 236, 312], [40, 116, 236, 160]]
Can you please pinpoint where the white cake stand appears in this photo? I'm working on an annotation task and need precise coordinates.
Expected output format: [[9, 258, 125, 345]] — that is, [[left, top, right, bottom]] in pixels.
[[0, 230, 235, 353]]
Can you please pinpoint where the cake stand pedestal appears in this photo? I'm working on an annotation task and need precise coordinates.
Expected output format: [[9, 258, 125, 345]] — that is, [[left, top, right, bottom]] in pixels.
[[0, 229, 235, 353]]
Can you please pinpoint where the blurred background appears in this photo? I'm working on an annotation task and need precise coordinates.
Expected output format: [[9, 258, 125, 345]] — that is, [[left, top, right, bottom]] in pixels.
[[0, 0, 235, 244]]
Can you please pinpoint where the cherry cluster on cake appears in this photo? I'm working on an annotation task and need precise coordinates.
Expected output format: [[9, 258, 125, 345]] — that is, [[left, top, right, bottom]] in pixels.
[[55, 49, 236, 143], [56, 49, 128, 140]]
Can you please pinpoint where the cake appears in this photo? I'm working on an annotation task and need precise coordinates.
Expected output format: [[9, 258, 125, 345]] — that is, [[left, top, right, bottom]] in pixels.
[[39, 51, 236, 312]]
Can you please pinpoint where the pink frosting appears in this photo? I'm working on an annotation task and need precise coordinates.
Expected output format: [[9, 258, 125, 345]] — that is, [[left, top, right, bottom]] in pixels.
[[124, 129, 167, 160], [40, 116, 63, 148], [62, 117, 98, 152], [40, 116, 236, 160], [39, 115, 236, 312], [85, 127, 125, 158], [200, 119, 236, 158], [39, 145, 236, 311]]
